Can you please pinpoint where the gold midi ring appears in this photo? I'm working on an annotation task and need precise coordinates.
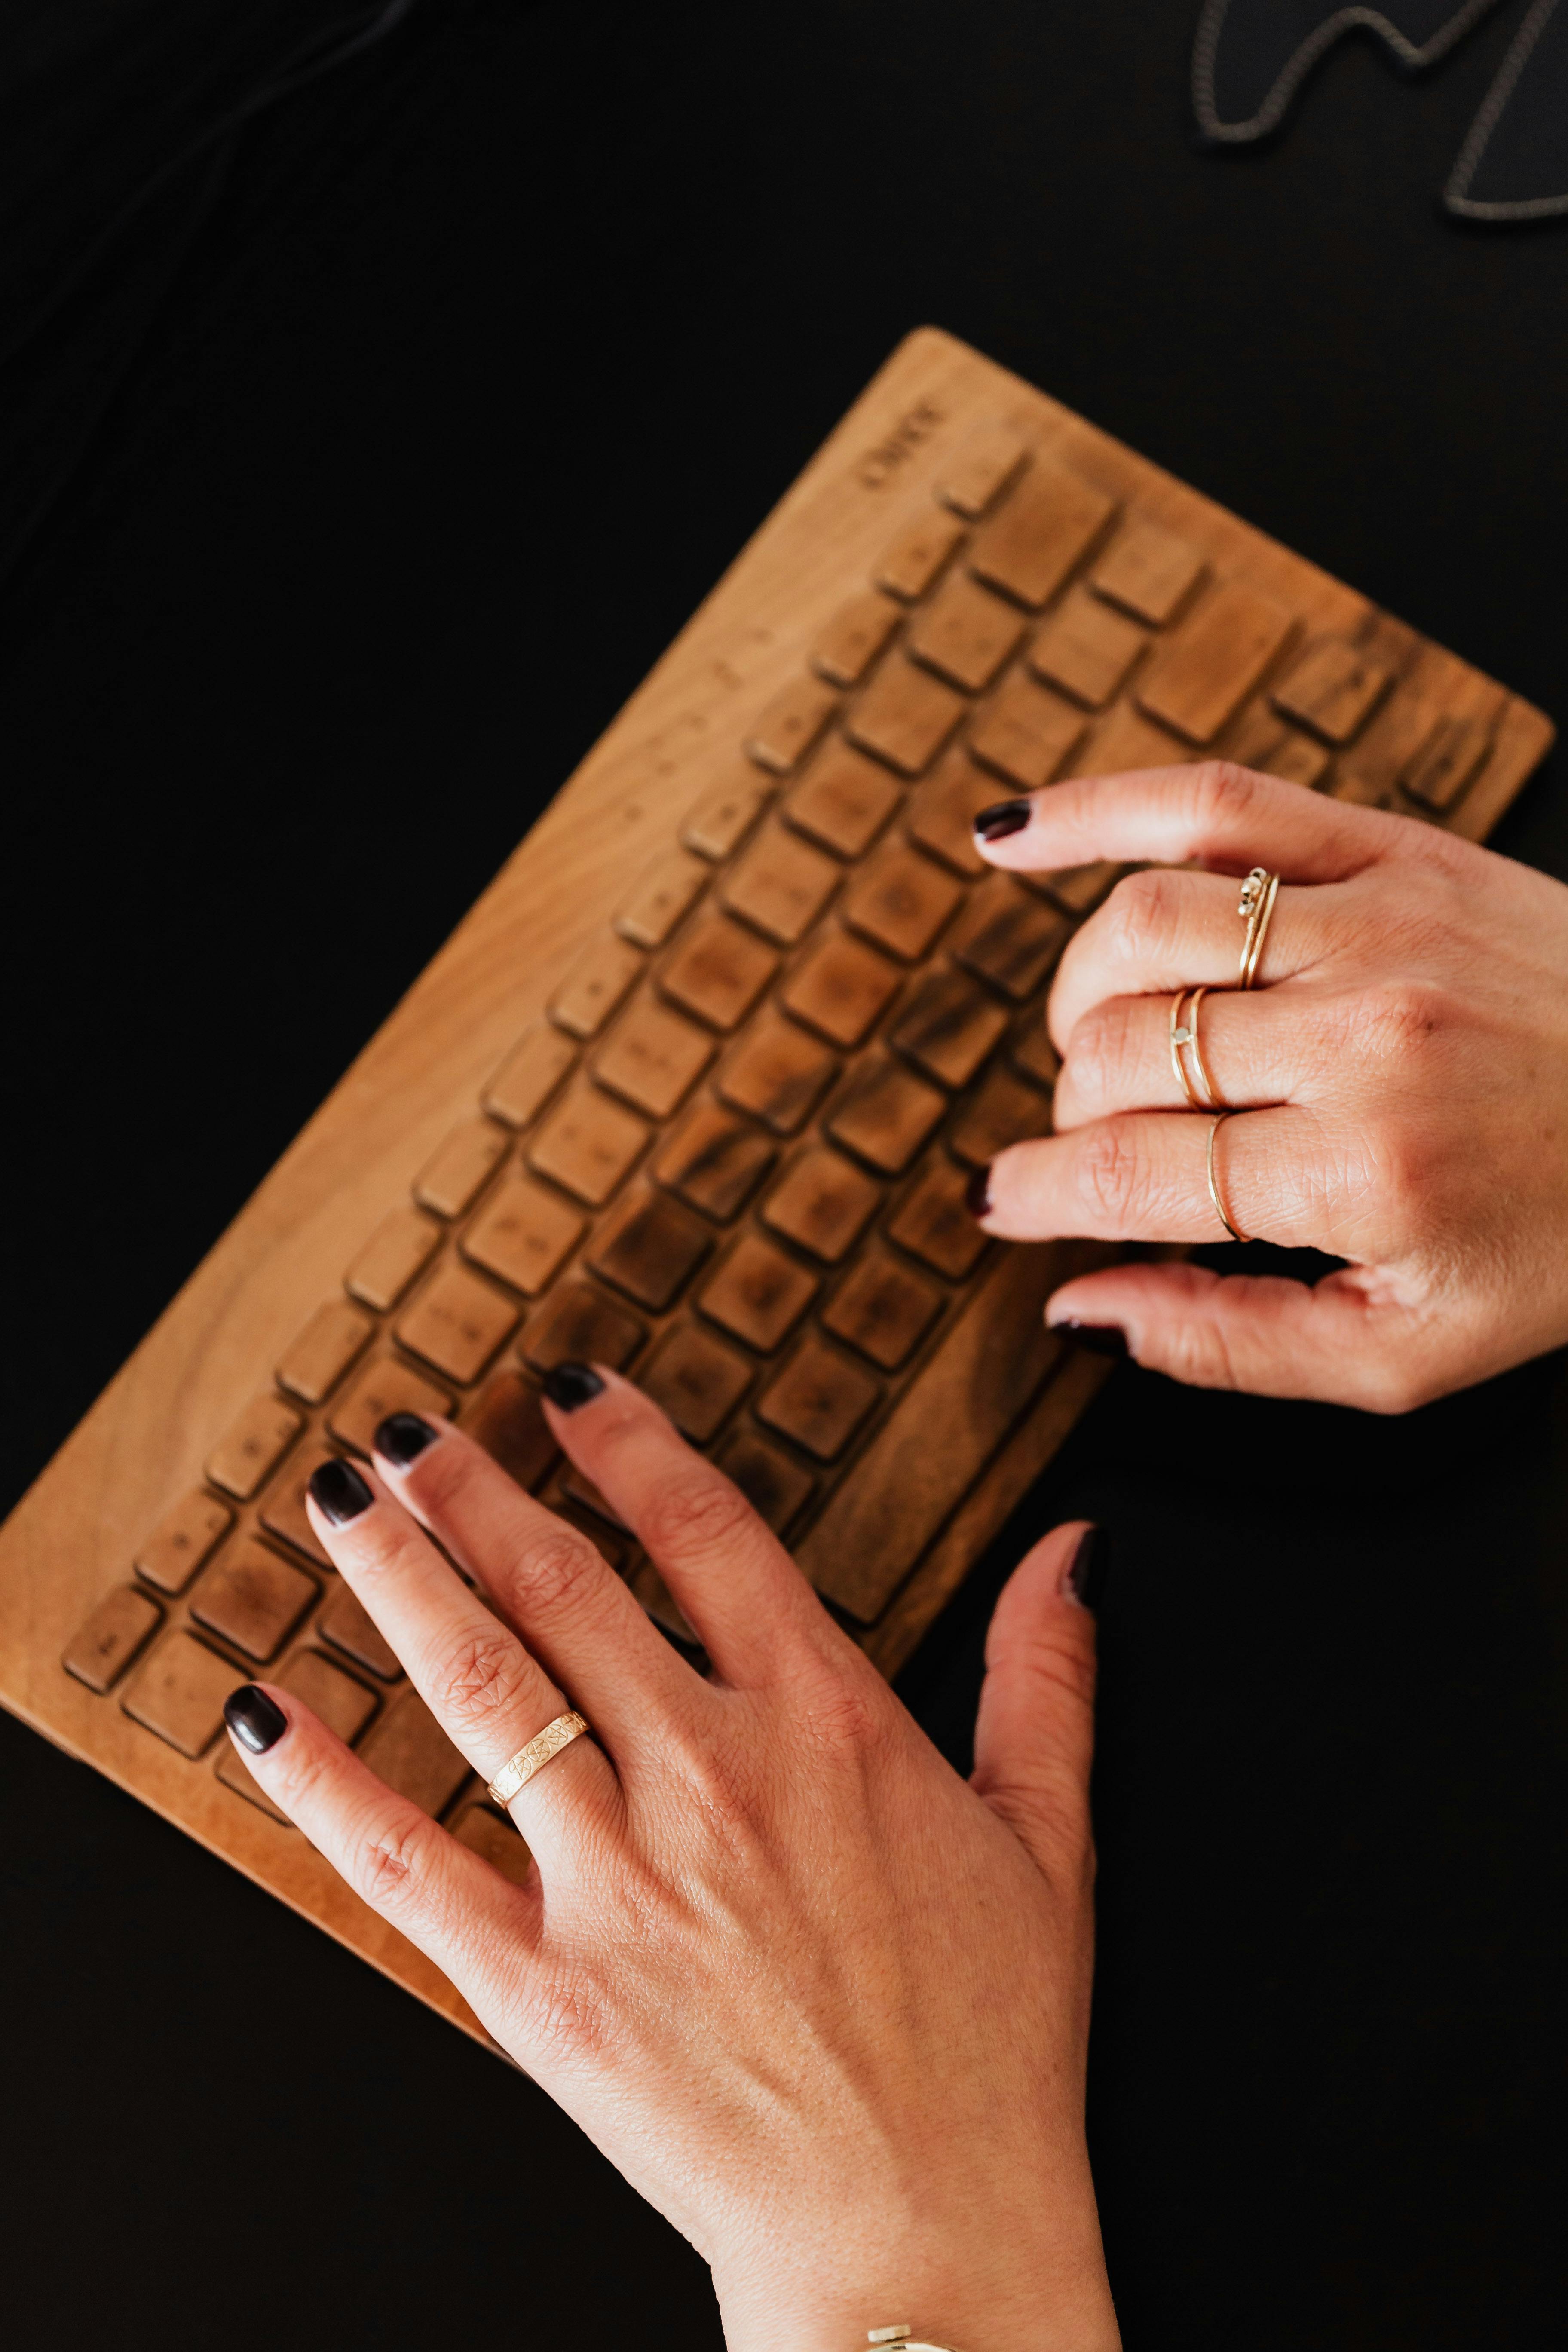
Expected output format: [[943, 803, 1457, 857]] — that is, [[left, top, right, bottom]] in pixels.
[[1237, 867, 1280, 990], [1169, 985, 1229, 1112], [487, 1711, 590, 1807], [1205, 1112, 1251, 1244]]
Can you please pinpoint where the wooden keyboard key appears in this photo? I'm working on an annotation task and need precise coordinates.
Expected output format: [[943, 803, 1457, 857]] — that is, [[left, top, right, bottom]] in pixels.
[[134, 1490, 233, 1595], [122, 1630, 239, 1758], [260, 1445, 336, 1567], [874, 507, 965, 602], [1039, 860, 1120, 914], [660, 913, 778, 1031], [718, 1013, 837, 1135], [952, 873, 1072, 1000], [969, 672, 1085, 792], [548, 933, 644, 1041], [907, 574, 1027, 693], [1090, 521, 1204, 625], [415, 1116, 509, 1219], [762, 1146, 881, 1263], [277, 1298, 375, 1406], [358, 1689, 470, 1818], [655, 1102, 776, 1219], [594, 998, 714, 1120], [846, 656, 967, 777], [891, 970, 1010, 1089], [1136, 583, 1295, 744], [482, 1024, 578, 1128], [780, 930, 901, 1050], [206, 1393, 303, 1501], [757, 1337, 880, 1461], [519, 1283, 645, 1374], [744, 675, 839, 775], [1028, 588, 1146, 708], [638, 1323, 752, 1441], [1226, 704, 1332, 790], [799, 1244, 1065, 1621], [1081, 704, 1191, 776], [559, 1467, 629, 1531], [700, 1234, 818, 1352], [397, 1262, 518, 1385], [190, 1538, 316, 1663], [615, 848, 709, 949], [451, 1799, 533, 1887], [937, 423, 1029, 518], [1271, 639, 1390, 745], [715, 1428, 815, 1535], [722, 823, 842, 946], [950, 1068, 1053, 1165], [1010, 1007, 1062, 1088], [328, 1357, 453, 1455], [903, 750, 997, 877], [463, 1174, 584, 1297], [887, 1158, 989, 1279], [812, 588, 901, 686], [318, 1581, 403, 1680], [528, 1083, 649, 1204], [64, 1586, 161, 1694], [462, 1369, 560, 1492], [1401, 713, 1493, 813], [843, 844, 962, 961], [822, 1252, 942, 1371], [826, 1053, 946, 1175], [346, 1202, 443, 1311], [588, 1185, 712, 1311], [968, 465, 1116, 610], [784, 744, 902, 860], [683, 768, 772, 861]]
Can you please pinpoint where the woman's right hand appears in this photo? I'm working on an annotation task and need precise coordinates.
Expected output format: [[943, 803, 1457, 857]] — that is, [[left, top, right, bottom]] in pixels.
[[222, 1375, 1121, 2352]]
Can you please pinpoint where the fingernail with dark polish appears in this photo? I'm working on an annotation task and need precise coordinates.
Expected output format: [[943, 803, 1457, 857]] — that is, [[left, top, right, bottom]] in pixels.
[[543, 1361, 606, 1412], [224, 1684, 288, 1755], [375, 1412, 438, 1470], [308, 1457, 374, 1525], [973, 798, 1032, 842], [1063, 1526, 1106, 1613], [1055, 1320, 1130, 1362], [965, 1162, 993, 1220]]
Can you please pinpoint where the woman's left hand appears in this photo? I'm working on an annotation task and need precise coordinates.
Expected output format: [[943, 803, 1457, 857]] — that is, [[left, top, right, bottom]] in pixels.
[[225, 1378, 1121, 2352], [971, 758, 1568, 1412]]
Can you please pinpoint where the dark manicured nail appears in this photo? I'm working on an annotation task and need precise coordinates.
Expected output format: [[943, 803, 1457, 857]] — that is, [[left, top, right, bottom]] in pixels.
[[375, 1412, 438, 1470], [542, 1361, 606, 1412], [973, 798, 1032, 842], [1056, 1320, 1130, 1361], [1062, 1525, 1106, 1613], [308, 1457, 374, 1525], [224, 1684, 288, 1755], [965, 1162, 993, 1219]]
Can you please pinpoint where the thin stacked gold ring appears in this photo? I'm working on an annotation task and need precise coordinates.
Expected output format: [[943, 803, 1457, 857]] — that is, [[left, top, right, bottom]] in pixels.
[[1168, 985, 1230, 1112], [1237, 866, 1281, 989]]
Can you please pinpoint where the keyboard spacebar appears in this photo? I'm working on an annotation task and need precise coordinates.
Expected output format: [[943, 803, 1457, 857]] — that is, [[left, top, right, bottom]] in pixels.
[[796, 1243, 1068, 1623]]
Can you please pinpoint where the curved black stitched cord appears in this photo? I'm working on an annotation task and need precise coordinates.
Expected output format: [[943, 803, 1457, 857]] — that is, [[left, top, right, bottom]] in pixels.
[[1191, 0, 1506, 144]]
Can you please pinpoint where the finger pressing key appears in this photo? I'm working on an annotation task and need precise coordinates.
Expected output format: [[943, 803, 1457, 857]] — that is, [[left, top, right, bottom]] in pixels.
[[304, 1458, 620, 1862], [540, 1367, 845, 1687]]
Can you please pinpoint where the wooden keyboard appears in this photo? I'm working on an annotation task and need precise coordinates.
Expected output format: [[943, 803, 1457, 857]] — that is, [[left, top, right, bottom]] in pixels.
[[0, 329, 1552, 2042]]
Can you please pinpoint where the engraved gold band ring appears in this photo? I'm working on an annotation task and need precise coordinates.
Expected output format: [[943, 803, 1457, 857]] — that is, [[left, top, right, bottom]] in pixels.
[[1237, 866, 1280, 989], [487, 1710, 591, 1807]]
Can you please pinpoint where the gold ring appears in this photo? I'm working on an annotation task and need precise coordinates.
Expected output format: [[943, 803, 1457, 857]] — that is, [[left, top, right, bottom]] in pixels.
[[1237, 867, 1280, 990], [1169, 985, 1229, 1112], [487, 1710, 590, 1806], [1205, 1113, 1250, 1243]]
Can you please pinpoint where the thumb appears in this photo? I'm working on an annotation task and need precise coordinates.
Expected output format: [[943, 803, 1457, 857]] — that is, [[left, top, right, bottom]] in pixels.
[[1044, 1257, 1437, 1411], [971, 1520, 1099, 1883]]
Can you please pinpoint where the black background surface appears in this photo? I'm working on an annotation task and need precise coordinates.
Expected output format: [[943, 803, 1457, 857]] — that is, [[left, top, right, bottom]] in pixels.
[[2, 4, 1566, 2346]]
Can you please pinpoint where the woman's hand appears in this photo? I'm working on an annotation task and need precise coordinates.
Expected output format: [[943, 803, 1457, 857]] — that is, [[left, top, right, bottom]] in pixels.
[[224, 1378, 1121, 2352], [971, 759, 1568, 1412]]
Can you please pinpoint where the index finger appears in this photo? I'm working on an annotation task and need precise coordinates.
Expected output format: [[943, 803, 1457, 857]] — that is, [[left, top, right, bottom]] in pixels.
[[544, 1370, 844, 1686], [974, 759, 1410, 883]]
